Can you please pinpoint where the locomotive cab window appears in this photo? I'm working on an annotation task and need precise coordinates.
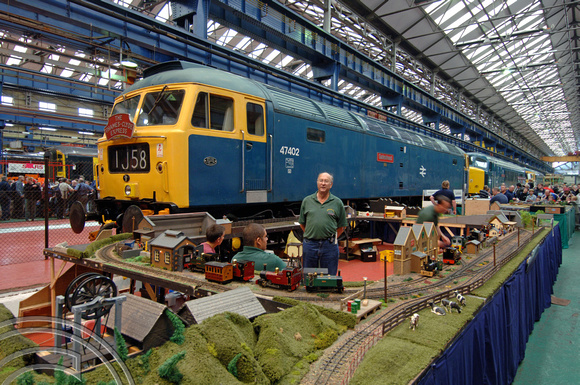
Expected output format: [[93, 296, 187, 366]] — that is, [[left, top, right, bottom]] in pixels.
[[191, 92, 234, 132], [247, 103, 264, 136], [112, 95, 140, 119], [307, 128, 325, 143], [136, 89, 184, 126]]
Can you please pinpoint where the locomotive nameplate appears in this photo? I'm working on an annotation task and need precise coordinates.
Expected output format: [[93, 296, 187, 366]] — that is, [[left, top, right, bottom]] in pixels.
[[104, 113, 135, 140]]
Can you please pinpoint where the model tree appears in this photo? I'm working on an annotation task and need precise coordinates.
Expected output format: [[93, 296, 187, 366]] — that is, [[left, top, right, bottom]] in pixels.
[[114, 327, 129, 362], [166, 309, 185, 345], [158, 351, 186, 384]]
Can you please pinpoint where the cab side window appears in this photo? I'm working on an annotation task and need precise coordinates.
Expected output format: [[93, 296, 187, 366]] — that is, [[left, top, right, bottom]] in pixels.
[[191, 92, 234, 132], [247, 103, 264, 136]]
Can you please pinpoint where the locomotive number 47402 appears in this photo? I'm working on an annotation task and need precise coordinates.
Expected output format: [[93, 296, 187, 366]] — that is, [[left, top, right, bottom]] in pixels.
[[279, 146, 300, 156]]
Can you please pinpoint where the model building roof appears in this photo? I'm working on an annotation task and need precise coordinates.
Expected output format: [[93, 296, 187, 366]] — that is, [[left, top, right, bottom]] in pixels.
[[411, 251, 428, 259], [105, 293, 168, 343], [149, 230, 189, 249], [393, 226, 413, 246], [184, 287, 266, 324], [411, 224, 425, 239]]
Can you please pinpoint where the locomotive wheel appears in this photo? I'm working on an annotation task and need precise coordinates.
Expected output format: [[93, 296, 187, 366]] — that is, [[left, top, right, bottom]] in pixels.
[[65, 272, 101, 311], [122, 205, 144, 233], [69, 201, 86, 234], [70, 275, 117, 320], [260, 280, 268, 288]]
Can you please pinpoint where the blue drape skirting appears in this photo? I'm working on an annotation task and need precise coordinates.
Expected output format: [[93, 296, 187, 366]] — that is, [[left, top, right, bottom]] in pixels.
[[418, 226, 562, 385]]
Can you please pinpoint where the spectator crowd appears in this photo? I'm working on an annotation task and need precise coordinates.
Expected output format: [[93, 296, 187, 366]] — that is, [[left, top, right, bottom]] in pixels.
[[0, 175, 96, 221]]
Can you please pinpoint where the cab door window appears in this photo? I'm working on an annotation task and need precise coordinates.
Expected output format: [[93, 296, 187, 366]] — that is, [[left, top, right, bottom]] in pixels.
[[191, 92, 234, 132], [247, 103, 264, 136]]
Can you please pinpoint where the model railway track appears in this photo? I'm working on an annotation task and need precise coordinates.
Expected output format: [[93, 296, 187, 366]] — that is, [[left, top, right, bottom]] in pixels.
[[311, 228, 545, 384], [95, 244, 234, 294], [293, 230, 532, 302], [363, 230, 532, 299]]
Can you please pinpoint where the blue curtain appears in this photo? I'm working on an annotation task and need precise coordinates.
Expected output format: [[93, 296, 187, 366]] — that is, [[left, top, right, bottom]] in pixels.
[[418, 226, 562, 385]]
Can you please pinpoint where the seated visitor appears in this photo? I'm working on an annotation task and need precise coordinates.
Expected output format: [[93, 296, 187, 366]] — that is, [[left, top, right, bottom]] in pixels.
[[233, 223, 287, 271]]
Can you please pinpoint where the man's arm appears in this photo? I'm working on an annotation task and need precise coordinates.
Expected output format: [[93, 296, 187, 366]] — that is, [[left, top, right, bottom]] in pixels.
[[452, 199, 457, 215]]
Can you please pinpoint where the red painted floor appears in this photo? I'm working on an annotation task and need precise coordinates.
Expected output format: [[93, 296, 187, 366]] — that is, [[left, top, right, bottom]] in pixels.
[[0, 219, 100, 266], [0, 259, 52, 292], [338, 243, 394, 282]]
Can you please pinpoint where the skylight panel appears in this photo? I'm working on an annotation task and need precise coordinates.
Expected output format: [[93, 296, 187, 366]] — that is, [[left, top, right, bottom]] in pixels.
[[445, 12, 473, 31], [217, 29, 237, 46], [263, 49, 280, 64], [6, 56, 22, 66], [234, 37, 252, 51], [156, 3, 170, 22], [40, 64, 53, 74], [1, 95, 13, 105], [61, 68, 74, 77]]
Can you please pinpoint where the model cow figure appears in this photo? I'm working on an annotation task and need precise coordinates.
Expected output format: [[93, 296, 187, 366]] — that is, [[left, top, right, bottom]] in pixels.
[[453, 290, 466, 306], [410, 313, 419, 330], [428, 301, 446, 316]]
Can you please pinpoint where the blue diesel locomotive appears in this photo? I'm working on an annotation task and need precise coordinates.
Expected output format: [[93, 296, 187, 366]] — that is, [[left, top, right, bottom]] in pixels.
[[88, 60, 467, 225]]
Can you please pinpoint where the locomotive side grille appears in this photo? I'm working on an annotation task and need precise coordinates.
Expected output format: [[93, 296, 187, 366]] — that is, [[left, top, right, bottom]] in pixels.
[[246, 179, 266, 190]]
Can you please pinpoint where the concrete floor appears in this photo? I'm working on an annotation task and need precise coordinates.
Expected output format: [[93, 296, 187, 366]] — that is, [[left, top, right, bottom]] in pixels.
[[513, 230, 580, 384]]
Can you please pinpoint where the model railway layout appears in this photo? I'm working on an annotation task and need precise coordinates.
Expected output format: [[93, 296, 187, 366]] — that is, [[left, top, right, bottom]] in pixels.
[[43, 223, 545, 385], [310, 228, 543, 384]]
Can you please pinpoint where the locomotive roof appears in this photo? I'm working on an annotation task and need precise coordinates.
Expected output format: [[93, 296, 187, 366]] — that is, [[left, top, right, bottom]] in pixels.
[[128, 61, 269, 100], [131, 61, 464, 156], [467, 152, 527, 173]]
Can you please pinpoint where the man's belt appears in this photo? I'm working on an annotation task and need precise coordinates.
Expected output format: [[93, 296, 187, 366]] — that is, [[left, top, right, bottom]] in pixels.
[[304, 236, 335, 243]]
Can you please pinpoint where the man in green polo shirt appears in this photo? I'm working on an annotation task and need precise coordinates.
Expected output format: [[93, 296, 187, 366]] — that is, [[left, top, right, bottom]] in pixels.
[[416, 195, 452, 250], [299, 172, 347, 275], [233, 223, 287, 271]]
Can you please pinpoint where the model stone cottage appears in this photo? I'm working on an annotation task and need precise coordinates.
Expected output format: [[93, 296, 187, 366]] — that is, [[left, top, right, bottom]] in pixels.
[[149, 230, 196, 271]]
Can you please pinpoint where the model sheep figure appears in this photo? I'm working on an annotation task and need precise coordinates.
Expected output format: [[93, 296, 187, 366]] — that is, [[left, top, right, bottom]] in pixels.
[[410, 313, 419, 330]]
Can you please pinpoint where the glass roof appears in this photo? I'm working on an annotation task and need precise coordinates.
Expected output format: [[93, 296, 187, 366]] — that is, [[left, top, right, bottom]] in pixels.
[[422, 0, 575, 156]]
